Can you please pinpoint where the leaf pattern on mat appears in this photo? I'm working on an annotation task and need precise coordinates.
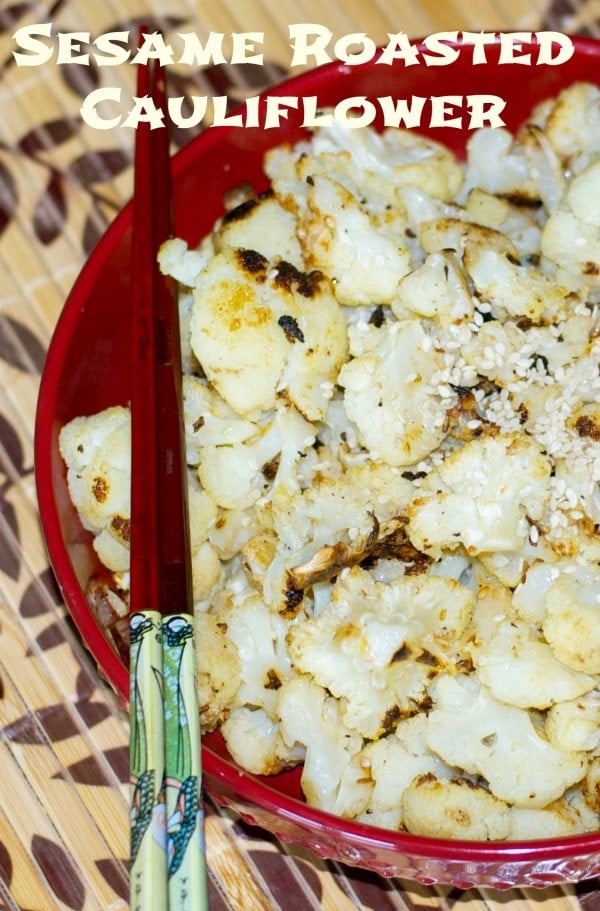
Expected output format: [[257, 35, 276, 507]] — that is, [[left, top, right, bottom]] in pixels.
[[0, 2, 35, 35], [0, 495, 19, 580], [247, 850, 323, 907], [32, 171, 68, 245], [54, 744, 128, 786], [31, 835, 85, 910], [2, 694, 111, 744], [67, 148, 131, 186], [0, 160, 18, 239], [0, 840, 11, 885], [0, 412, 28, 480], [17, 117, 81, 157], [0, 313, 47, 374], [19, 567, 62, 619], [94, 858, 129, 902]]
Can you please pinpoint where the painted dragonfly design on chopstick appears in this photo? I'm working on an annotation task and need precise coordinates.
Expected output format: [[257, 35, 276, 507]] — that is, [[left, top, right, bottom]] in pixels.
[[129, 611, 166, 873], [129, 609, 205, 908], [162, 614, 204, 878]]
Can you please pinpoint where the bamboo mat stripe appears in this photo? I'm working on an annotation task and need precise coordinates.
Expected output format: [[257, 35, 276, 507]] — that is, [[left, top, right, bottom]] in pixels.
[[0, 0, 600, 909]]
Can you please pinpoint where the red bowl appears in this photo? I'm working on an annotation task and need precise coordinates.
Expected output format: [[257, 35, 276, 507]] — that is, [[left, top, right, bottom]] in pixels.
[[35, 35, 600, 888]]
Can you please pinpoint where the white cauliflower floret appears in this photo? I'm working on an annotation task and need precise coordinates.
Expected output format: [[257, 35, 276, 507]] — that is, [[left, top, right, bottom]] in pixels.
[[287, 566, 473, 738], [512, 560, 562, 627], [197, 405, 315, 510], [546, 692, 600, 753], [427, 674, 587, 808], [220, 706, 304, 776], [339, 320, 449, 467], [300, 174, 411, 307], [196, 609, 241, 731], [158, 236, 211, 288], [541, 157, 600, 291], [214, 191, 303, 266], [401, 774, 511, 841], [472, 618, 597, 710], [464, 245, 572, 322], [311, 122, 464, 203], [507, 799, 589, 840], [190, 248, 347, 420], [463, 127, 537, 198], [58, 406, 131, 572], [407, 433, 552, 559], [391, 250, 474, 324], [542, 565, 600, 674], [542, 82, 600, 161], [357, 715, 455, 830], [225, 592, 294, 715], [277, 674, 372, 817], [183, 375, 257, 465]]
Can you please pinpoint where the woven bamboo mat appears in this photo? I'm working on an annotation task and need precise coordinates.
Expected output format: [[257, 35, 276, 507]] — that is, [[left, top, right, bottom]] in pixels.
[[1, 0, 599, 908]]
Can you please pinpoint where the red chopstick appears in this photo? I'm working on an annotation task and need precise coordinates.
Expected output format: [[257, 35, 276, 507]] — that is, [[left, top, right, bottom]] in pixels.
[[128, 42, 208, 911], [129, 56, 192, 618]]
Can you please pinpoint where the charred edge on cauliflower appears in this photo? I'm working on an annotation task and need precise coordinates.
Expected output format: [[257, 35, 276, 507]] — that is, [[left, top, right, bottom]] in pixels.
[[281, 581, 304, 619], [289, 516, 380, 588], [277, 314, 305, 344], [272, 260, 325, 298], [362, 518, 431, 575], [235, 247, 269, 280], [222, 188, 275, 222]]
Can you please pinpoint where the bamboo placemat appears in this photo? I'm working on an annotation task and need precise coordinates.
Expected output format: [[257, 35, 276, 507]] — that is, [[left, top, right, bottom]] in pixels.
[[1, 0, 599, 908]]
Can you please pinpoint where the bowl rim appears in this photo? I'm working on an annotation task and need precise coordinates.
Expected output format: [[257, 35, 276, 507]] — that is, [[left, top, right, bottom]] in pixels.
[[34, 36, 600, 871]]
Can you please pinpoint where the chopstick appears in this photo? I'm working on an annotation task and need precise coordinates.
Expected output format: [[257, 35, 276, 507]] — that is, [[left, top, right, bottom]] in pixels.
[[128, 42, 208, 911]]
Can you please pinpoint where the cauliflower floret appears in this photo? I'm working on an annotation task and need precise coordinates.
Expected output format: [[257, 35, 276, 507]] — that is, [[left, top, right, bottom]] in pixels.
[[464, 245, 572, 322], [190, 248, 347, 420], [183, 375, 257, 465], [300, 175, 411, 307], [542, 565, 600, 674], [507, 799, 589, 840], [357, 715, 455, 830], [542, 82, 600, 161], [512, 560, 562, 626], [197, 405, 315, 510], [158, 236, 211, 288], [427, 674, 587, 808], [463, 127, 537, 198], [277, 674, 372, 817], [546, 692, 600, 753], [472, 618, 597, 710], [196, 610, 241, 731], [339, 320, 450, 467], [391, 250, 474, 324], [214, 191, 303, 266], [407, 434, 551, 560], [287, 566, 473, 738], [220, 706, 304, 775], [541, 158, 600, 292], [59, 406, 131, 573], [401, 774, 511, 841], [225, 592, 295, 715]]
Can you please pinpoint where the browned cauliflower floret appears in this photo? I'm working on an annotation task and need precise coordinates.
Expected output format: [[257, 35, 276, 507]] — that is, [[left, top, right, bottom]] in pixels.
[[190, 248, 347, 421], [401, 774, 511, 841]]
